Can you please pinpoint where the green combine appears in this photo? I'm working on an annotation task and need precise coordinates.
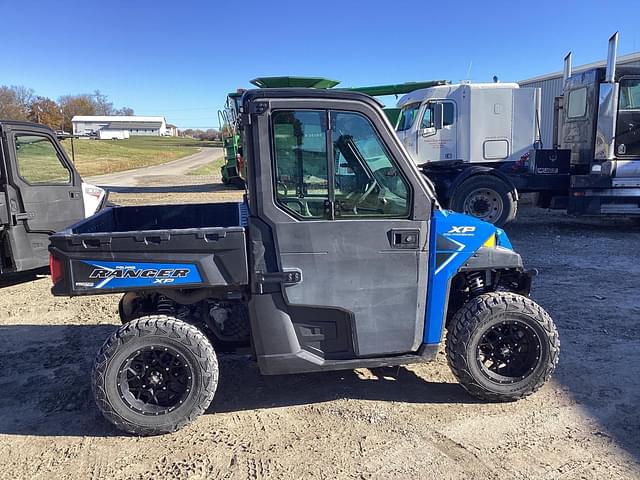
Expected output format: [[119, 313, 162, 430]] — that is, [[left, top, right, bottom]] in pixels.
[[218, 76, 448, 187]]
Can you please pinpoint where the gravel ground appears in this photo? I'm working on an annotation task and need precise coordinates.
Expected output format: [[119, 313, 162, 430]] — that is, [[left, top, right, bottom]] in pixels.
[[0, 173, 638, 479]]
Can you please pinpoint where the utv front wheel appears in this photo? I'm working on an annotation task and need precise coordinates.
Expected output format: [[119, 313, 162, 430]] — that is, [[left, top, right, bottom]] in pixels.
[[93, 315, 218, 435], [446, 292, 559, 401]]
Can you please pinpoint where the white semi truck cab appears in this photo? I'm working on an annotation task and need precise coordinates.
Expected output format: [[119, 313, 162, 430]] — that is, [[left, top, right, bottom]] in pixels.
[[394, 82, 546, 225], [396, 82, 540, 167], [393, 32, 640, 225]]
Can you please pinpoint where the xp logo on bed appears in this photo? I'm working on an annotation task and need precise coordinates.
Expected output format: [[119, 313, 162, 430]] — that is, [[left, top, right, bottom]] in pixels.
[[78, 261, 201, 289]]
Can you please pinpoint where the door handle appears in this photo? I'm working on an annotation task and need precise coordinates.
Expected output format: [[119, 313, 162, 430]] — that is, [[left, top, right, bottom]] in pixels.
[[69, 191, 81, 199], [390, 229, 420, 249]]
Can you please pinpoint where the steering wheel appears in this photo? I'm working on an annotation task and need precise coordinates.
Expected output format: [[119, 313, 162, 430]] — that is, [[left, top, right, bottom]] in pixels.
[[351, 178, 378, 214], [276, 180, 288, 196]]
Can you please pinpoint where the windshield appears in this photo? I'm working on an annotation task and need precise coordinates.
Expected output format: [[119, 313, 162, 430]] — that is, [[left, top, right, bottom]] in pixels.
[[396, 103, 420, 131]]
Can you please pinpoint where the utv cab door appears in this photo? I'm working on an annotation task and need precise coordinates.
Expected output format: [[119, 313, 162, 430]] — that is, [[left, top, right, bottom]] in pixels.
[[1, 124, 84, 273], [244, 91, 435, 374]]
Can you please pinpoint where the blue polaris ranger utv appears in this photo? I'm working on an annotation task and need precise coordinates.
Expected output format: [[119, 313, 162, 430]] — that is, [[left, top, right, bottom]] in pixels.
[[49, 89, 560, 435]]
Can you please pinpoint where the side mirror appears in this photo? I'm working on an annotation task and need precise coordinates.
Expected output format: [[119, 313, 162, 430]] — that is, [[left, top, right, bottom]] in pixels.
[[433, 103, 444, 130]]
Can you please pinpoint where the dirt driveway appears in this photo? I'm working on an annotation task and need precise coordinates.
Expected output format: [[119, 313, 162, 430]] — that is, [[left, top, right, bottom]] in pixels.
[[0, 172, 638, 479]]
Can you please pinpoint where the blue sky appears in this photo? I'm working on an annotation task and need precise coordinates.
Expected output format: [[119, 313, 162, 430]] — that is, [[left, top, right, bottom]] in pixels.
[[1, 0, 638, 129]]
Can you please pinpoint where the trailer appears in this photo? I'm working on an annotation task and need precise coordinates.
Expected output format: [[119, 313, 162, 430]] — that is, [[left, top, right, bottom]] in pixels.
[[50, 87, 559, 436], [96, 129, 130, 140]]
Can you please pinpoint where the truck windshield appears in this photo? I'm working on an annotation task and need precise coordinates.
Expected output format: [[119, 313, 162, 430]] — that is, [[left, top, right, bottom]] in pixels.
[[396, 103, 420, 131]]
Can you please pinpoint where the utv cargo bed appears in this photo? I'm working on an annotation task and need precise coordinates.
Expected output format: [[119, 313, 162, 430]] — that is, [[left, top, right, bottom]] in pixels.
[[49, 202, 249, 296]]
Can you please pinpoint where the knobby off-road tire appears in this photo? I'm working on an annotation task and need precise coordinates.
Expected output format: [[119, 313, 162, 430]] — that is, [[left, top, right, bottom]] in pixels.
[[450, 175, 518, 227], [446, 292, 559, 401], [92, 315, 218, 435]]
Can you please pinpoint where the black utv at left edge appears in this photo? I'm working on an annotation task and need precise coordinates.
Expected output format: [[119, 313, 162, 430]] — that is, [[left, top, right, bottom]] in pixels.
[[0, 120, 106, 278]]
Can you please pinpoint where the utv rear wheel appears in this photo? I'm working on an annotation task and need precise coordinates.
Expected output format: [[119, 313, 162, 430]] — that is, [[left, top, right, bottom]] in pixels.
[[92, 315, 218, 435], [450, 176, 517, 227], [446, 292, 559, 401]]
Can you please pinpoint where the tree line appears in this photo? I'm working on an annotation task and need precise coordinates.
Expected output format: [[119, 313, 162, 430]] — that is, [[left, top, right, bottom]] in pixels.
[[181, 128, 222, 141], [0, 85, 134, 132]]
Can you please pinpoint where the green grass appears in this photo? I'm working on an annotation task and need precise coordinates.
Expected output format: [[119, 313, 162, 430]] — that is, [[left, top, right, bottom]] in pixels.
[[59, 136, 219, 177], [187, 156, 225, 176], [16, 136, 72, 184]]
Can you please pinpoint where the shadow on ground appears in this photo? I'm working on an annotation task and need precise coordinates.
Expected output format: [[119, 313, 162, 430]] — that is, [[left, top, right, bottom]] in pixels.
[[0, 268, 49, 288], [0, 324, 474, 438]]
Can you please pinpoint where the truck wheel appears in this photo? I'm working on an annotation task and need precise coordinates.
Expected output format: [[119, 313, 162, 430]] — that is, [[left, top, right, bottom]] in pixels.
[[450, 176, 517, 226], [92, 315, 218, 435], [446, 292, 559, 402]]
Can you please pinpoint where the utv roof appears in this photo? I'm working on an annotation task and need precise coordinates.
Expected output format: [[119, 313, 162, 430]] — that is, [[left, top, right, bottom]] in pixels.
[[241, 88, 386, 108], [0, 120, 55, 131], [249, 76, 449, 97], [0, 119, 50, 128]]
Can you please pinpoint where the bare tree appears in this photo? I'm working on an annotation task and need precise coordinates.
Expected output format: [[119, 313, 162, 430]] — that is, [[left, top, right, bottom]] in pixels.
[[0, 85, 35, 121], [58, 94, 97, 131], [115, 106, 135, 116], [93, 89, 114, 115]]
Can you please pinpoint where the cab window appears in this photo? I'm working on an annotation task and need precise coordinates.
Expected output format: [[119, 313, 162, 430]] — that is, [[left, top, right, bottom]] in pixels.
[[396, 103, 420, 131], [272, 110, 329, 219], [567, 87, 587, 118], [272, 109, 411, 219], [421, 102, 454, 128], [616, 79, 640, 157], [14, 134, 71, 185], [332, 111, 410, 218], [618, 79, 640, 110]]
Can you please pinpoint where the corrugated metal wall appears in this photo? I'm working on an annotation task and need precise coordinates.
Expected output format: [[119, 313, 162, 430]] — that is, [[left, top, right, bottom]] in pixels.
[[520, 57, 640, 148], [519, 77, 564, 148]]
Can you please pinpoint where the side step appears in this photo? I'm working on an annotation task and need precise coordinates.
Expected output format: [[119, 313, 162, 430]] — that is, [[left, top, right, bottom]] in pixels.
[[257, 344, 439, 375]]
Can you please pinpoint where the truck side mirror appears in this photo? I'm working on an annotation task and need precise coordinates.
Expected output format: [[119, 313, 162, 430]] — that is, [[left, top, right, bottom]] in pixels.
[[433, 102, 444, 130]]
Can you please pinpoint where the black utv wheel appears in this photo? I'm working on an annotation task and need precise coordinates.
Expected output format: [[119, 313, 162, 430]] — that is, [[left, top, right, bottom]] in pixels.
[[446, 292, 559, 401], [92, 315, 218, 435], [450, 175, 517, 227]]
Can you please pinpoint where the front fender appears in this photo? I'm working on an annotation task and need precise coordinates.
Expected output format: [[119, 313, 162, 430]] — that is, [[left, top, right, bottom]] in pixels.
[[423, 210, 522, 344]]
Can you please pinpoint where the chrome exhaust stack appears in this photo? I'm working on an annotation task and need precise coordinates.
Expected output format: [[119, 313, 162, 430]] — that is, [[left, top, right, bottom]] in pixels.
[[605, 32, 619, 83], [595, 32, 620, 162], [563, 52, 572, 87]]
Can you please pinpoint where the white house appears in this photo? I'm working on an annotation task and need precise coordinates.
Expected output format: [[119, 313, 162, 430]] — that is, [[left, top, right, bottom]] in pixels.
[[165, 124, 178, 137], [71, 115, 168, 137]]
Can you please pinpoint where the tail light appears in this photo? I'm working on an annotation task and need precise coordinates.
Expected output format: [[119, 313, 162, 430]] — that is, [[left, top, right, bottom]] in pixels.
[[49, 254, 64, 284]]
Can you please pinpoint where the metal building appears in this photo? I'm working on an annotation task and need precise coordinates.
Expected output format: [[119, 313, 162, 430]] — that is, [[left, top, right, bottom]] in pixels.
[[519, 51, 640, 148], [71, 115, 169, 137]]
